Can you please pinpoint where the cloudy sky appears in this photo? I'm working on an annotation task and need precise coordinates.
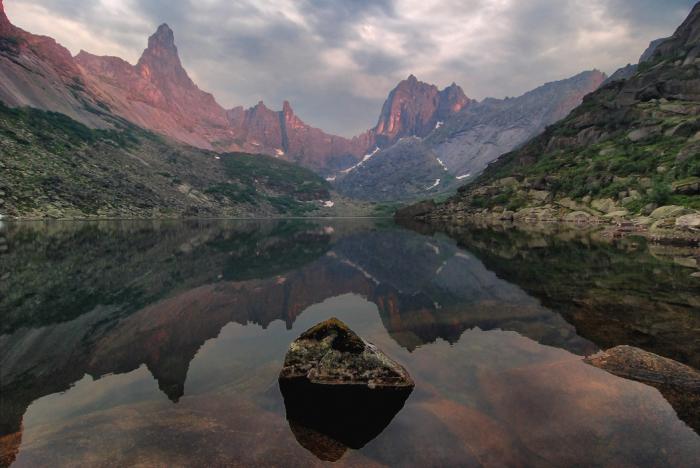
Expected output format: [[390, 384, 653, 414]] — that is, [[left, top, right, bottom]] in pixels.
[[5, 0, 697, 136]]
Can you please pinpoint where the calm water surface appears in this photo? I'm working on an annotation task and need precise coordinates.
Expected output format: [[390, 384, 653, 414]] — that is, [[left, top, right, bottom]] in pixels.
[[0, 219, 698, 466]]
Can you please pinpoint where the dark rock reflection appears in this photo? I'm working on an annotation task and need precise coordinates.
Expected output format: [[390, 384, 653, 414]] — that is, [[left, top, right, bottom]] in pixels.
[[280, 380, 412, 461]]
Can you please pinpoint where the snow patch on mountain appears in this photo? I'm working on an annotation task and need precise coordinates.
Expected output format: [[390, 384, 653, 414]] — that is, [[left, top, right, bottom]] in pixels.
[[426, 178, 441, 190], [340, 147, 380, 174]]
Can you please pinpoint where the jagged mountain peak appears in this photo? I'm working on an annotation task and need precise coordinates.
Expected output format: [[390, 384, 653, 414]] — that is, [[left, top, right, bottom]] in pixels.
[[135, 22, 195, 88], [138, 23, 181, 67], [148, 23, 176, 50], [0, 9, 372, 171], [373, 75, 471, 146]]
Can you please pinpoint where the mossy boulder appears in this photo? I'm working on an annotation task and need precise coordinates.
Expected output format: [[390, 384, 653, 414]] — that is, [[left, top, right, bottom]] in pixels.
[[279, 318, 414, 460], [279, 317, 414, 388], [650, 205, 691, 219]]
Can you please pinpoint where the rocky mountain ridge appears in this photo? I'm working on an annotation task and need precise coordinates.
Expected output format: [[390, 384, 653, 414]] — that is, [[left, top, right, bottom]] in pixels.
[[1, 4, 609, 184], [0, 9, 373, 172], [410, 2, 700, 241], [604, 37, 668, 85], [335, 70, 606, 201], [0, 4, 606, 183]]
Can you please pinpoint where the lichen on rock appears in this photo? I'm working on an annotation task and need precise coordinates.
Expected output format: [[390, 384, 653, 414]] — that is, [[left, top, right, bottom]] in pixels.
[[279, 317, 414, 388]]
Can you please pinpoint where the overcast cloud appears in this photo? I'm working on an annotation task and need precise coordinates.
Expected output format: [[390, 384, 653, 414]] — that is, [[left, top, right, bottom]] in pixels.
[[4, 0, 696, 135]]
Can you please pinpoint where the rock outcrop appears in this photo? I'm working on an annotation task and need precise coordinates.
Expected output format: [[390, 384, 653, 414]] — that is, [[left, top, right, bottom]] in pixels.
[[279, 318, 413, 460], [604, 37, 668, 85], [225, 100, 375, 173]]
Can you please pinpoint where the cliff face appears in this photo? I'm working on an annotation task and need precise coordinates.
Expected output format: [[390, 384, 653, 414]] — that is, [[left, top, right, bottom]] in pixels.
[[651, 4, 700, 61], [372, 75, 472, 147], [225, 100, 375, 172], [429, 70, 607, 177]]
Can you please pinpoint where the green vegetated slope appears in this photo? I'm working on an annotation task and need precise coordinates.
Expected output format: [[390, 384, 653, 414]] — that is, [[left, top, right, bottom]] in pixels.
[[473, 87, 699, 212], [0, 103, 331, 218], [425, 5, 700, 221]]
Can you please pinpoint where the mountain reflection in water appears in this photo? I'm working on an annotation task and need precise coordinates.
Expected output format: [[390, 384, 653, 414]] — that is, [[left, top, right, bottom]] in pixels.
[[0, 219, 698, 466]]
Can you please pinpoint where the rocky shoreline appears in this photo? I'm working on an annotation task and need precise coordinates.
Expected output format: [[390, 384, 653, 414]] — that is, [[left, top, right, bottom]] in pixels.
[[398, 199, 700, 246]]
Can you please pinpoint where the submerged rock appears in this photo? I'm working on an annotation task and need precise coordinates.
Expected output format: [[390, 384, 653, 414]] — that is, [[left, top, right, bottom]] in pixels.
[[585, 346, 700, 432], [279, 318, 414, 461]]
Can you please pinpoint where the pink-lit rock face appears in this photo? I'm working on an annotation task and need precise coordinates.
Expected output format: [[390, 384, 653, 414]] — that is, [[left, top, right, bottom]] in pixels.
[[0, 1, 106, 127], [75, 24, 233, 151], [373, 75, 472, 147], [76, 23, 381, 172], [0, 10, 373, 172], [0, 8, 484, 175]]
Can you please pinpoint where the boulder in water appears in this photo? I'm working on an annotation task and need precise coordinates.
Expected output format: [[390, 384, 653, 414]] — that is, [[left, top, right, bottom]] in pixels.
[[585, 345, 700, 432], [279, 318, 414, 461]]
